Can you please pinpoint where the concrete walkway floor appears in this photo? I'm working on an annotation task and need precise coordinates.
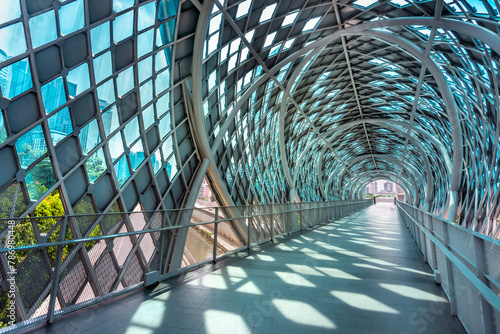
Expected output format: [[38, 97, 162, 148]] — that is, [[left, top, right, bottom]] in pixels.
[[24, 203, 465, 334]]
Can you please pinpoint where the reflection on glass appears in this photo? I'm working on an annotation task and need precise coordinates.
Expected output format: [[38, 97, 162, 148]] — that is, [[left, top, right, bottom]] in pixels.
[[41, 77, 67, 113], [113, 0, 134, 13], [0, 22, 26, 57], [16, 124, 47, 168], [67, 62, 90, 97], [156, 93, 170, 118], [142, 105, 155, 130], [96, 79, 115, 109], [86, 148, 107, 183], [167, 154, 177, 181], [0, 1, 21, 25], [162, 135, 173, 159], [29, 10, 58, 49], [0, 113, 6, 144], [130, 139, 144, 170], [93, 52, 113, 83], [102, 105, 120, 137], [59, 0, 84, 36], [90, 21, 110, 55], [155, 68, 170, 93], [108, 132, 124, 161], [138, 2, 156, 31], [113, 11, 134, 43], [138, 56, 153, 83], [79, 119, 100, 154], [158, 113, 171, 139], [0, 57, 31, 99], [138, 29, 154, 58], [114, 155, 130, 186], [151, 150, 161, 174], [140, 79, 153, 107], [26, 157, 55, 201], [48, 107, 73, 144], [124, 117, 139, 146], [116, 67, 134, 97]]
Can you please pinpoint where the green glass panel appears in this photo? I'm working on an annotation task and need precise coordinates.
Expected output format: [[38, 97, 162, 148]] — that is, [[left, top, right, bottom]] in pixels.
[[16, 124, 47, 168], [86, 148, 107, 183], [26, 158, 55, 201]]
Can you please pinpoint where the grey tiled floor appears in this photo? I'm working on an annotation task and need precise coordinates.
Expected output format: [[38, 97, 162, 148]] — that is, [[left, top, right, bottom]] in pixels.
[[23, 203, 465, 334]]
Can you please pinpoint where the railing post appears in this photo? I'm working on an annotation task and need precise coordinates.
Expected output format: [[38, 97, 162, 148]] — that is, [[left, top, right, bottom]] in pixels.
[[247, 205, 252, 250], [47, 216, 67, 324], [270, 203, 274, 242], [213, 208, 219, 263], [442, 222, 457, 315], [473, 235, 495, 334]]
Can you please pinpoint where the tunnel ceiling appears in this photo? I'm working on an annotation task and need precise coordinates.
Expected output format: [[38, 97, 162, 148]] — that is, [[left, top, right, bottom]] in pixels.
[[192, 0, 500, 235], [0, 0, 498, 237]]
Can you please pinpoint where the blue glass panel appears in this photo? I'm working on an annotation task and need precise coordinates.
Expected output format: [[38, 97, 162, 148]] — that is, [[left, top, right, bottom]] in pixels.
[[142, 105, 155, 129], [138, 29, 154, 58], [41, 77, 66, 113], [114, 155, 130, 186], [140, 80, 153, 107], [0, 0, 21, 25], [155, 48, 170, 70], [29, 10, 58, 49], [26, 157, 55, 201], [161, 134, 173, 158], [157, 19, 176, 46], [138, 56, 153, 83], [138, 2, 157, 31], [116, 67, 134, 97], [166, 154, 177, 181], [79, 119, 100, 154], [16, 124, 47, 168], [113, 11, 134, 43], [59, 0, 85, 36], [113, 0, 134, 13], [67, 62, 90, 97], [0, 22, 27, 57], [96, 79, 115, 109], [151, 150, 161, 174], [108, 132, 124, 161], [155, 68, 170, 93], [102, 105, 119, 137], [130, 140, 144, 170], [0, 113, 6, 144], [158, 113, 171, 138], [90, 22, 110, 55], [124, 117, 139, 146], [0, 57, 32, 99], [158, 0, 179, 20], [93, 51, 113, 83], [86, 148, 107, 183], [156, 92, 170, 117], [48, 107, 73, 144]]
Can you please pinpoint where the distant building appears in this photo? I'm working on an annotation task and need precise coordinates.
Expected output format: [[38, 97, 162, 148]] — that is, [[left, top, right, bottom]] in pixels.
[[366, 181, 378, 194], [384, 181, 394, 193]]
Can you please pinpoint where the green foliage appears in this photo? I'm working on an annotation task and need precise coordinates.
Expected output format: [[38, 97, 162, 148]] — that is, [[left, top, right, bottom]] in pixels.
[[86, 155, 107, 183], [366, 193, 374, 198], [0, 183, 26, 220]]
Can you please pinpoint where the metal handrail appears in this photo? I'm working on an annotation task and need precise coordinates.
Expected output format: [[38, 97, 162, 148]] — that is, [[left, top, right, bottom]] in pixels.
[[0, 199, 372, 333], [396, 201, 500, 334]]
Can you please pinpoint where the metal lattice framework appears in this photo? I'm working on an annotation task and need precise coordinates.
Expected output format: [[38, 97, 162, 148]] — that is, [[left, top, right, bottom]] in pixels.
[[0, 0, 499, 328], [192, 0, 500, 237]]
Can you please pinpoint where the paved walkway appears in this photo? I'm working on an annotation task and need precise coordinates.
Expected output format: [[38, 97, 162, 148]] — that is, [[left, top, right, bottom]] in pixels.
[[25, 203, 464, 334]]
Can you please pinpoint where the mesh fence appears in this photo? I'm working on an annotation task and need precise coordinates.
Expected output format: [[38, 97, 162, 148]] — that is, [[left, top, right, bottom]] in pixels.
[[397, 202, 500, 334], [0, 200, 372, 332]]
